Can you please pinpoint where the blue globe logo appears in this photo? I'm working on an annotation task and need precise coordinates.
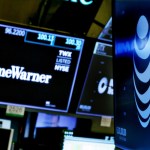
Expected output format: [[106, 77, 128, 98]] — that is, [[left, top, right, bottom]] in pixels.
[[133, 15, 150, 128]]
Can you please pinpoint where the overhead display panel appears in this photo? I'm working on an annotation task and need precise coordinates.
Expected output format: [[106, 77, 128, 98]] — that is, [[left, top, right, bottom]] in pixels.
[[114, 0, 150, 149], [0, 21, 84, 113], [76, 41, 113, 117]]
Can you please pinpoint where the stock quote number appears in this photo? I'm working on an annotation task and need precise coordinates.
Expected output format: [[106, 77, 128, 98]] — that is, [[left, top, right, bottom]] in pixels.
[[65, 38, 82, 49], [5, 27, 25, 36], [37, 33, 54, 42]]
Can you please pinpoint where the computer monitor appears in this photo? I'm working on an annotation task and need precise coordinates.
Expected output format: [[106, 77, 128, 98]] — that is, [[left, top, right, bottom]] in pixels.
[[35, 127, 65, 150], [33, 112, 77, 138], [114, 0, 150, 149], [0, 20, 84, 113], [63, 131, 115, 150], [0, 128, 14, 150]]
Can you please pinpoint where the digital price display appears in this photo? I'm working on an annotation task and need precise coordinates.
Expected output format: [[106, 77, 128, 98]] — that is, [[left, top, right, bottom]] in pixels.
[[76, 42, 113, 117], [0, 21, 84, 113]]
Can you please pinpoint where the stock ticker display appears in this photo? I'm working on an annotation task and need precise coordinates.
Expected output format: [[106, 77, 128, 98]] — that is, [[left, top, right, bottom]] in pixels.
[[0, 21, 84, 112]]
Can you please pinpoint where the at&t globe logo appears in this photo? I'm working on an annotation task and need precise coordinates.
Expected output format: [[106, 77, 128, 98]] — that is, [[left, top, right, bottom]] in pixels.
[[133, 15, 150, 128]]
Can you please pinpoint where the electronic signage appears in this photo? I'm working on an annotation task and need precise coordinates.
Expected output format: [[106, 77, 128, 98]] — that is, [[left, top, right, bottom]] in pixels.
[[76, 41, 113, 117], [114, 0, 150, 149], [0, 21, 84, 113]]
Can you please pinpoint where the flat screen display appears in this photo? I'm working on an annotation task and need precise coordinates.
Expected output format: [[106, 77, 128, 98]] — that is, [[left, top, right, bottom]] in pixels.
[[63, 132, 115, 150], [0, 128, 14, 150], [0, 21, 84, 113], [114, 0, 150, 149], [35, 112, 77, 132], [76, 41, 113, 117]]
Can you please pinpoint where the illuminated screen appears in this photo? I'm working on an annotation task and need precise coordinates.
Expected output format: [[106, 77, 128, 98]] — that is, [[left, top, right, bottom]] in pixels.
[[114, 0, 150, 149], [63, 134, 115, 150], [35, 112, 77, 131], [76, 41, 113, 117], [0, 21, 84, 112]]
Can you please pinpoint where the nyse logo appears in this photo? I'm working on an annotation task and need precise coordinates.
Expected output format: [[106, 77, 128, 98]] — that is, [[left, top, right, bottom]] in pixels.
[[64, 0, 93, 5], [98, 77, 113, 95], [54, 50, 72, 72]]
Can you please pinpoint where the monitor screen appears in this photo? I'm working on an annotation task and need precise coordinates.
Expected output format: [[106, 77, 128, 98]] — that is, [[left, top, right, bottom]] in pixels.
[[114, 0, 150, 149], [76, 41, 113, 117], [34, 113, 77, 135], [0, 20, 84, 113], [0, 128, 14, 150], [63, 131, 115, 150], [32, 113, 77, 140]]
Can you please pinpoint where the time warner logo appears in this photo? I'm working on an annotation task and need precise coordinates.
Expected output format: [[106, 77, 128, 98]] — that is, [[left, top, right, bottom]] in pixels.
[[133, 15, 150, 128]]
